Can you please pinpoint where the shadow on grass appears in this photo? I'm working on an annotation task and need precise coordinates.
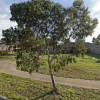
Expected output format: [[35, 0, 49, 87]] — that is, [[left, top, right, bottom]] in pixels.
[[33, 90, 59, 100], [86, 53, 100, 59]]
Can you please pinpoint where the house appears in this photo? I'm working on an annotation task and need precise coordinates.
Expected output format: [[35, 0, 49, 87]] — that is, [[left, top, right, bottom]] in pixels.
[[85, 43, 100, 54], [0, 40, 8, 52], [62, 42, 100, 54], [0, 40, 14, 54]]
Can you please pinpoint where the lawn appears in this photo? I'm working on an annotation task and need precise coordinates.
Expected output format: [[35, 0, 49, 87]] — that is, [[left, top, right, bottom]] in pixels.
[[0, 53, 16, 62], [0, 53, 16, 58], [0, 72, 100, 100], [35, 53, 100, 80], [1, 53, 100, 80]]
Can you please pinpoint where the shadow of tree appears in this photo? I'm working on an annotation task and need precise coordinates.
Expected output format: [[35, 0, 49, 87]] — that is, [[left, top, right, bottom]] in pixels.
[[33, 90, 54, 100], [33, 90, 60, 100]]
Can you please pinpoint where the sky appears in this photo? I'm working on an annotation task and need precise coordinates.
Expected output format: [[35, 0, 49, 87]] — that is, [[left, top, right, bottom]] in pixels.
[[0, 0, 100, 42]]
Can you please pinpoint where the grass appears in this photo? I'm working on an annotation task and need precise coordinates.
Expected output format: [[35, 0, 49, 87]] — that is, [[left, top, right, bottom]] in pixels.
[[0, 59, 15, 62], [1, 53, 100, 80], [0, 53, 16, 62], [0, 53, 16, 58], [35, 53, 100, 80], [0, 72, 100, 100]]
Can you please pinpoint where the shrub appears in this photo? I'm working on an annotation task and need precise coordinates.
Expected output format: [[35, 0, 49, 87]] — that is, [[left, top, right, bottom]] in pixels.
[[0, 51, 6, 55]]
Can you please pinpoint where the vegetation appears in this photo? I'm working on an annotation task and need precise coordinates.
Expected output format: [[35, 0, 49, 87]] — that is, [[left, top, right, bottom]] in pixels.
[[0, 53, 100, 80], [0, 72, 100, 100], [0, 51, 6, 56], [15, 53, 100, 80], [0, 53, 16, 62], [72, 39, 87, 58], [2, 0, 98, 92], [0, 59, 15, 62], [92, 34, 100, 44], [0, 53, 16, 58], [66, 0, 98, 40]]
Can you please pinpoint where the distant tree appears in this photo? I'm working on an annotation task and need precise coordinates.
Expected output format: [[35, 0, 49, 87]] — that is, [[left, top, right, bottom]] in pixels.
[[97, 34, 100, 40], [72, 39, 87, 58], [92, 37, 97, 44], [92, 34, 100, 44]]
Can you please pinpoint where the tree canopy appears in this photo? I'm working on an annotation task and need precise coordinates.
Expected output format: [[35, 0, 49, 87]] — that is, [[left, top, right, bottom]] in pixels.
[[66, 0, 98, 40]]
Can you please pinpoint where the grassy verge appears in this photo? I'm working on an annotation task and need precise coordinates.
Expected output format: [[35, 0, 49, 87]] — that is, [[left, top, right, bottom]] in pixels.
[[0, 72, 100, 100], [0, 59, 15, 62], [0, 53, 16, 58], [0, 53, 16, 62]]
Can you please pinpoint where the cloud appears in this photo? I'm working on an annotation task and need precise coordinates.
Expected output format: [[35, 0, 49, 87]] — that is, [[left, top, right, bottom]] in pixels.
[[0, 0, 10, 14], [91, 0, 100, 17], [84, 0, 100, 42], [0, 14, 8, 19], [0, 19, 17, 39], [92, 3, 100, 13], [0, 0, 19, 39], [51, 0, 74, 7]]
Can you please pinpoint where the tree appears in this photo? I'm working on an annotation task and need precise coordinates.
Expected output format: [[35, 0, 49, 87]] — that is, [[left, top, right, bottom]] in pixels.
[[2, 27, 18, 45], [2, 0, 98, 93], [92, 34, 100, 44], [72, 39, 87, 58], [9, 0, 68, 92]]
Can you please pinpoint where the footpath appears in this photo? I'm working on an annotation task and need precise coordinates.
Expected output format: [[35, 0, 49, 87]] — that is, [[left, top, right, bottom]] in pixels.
[[0, 62, 100, 90]]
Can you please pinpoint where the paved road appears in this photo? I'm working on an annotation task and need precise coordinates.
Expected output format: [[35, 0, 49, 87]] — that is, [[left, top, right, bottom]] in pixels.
[[0, 95, 10, 100], [0, 62, 100, 90]]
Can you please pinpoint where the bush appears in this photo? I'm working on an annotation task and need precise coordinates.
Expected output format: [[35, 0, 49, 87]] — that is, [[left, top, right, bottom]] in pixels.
[[0, 51, 6, 55], [52, 55, 77, 72]]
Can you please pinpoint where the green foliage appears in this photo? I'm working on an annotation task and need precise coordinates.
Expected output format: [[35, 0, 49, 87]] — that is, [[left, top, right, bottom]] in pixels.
[[52, 54, 77, 72], [0, 51, 6, 56], [2, 27, 18, 45], [2, 26, 45, 73], [16, 52, 44, 73], [2, 0, 98, 92], [72, 39, 87, 58], [66, 0, 98, 40], [92, 34, 100, 44], [27, 53, 100, 80]]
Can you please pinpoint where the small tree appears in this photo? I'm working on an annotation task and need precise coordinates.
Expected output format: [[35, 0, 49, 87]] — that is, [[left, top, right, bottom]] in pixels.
[[2, 0, 98, 93], [9, 0, 68, 92]]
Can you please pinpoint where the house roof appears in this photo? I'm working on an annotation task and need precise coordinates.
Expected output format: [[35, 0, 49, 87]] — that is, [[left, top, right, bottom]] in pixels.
[[85, 43, 100, 48], [62, 42, 100, 49]]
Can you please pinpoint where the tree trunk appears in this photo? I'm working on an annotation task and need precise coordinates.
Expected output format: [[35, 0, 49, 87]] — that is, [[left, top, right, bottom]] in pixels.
[[47, 49, 57, 92]]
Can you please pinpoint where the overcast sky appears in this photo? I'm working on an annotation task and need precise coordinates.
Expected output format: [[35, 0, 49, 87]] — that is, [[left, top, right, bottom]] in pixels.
[[0, 0, 100, 42]]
